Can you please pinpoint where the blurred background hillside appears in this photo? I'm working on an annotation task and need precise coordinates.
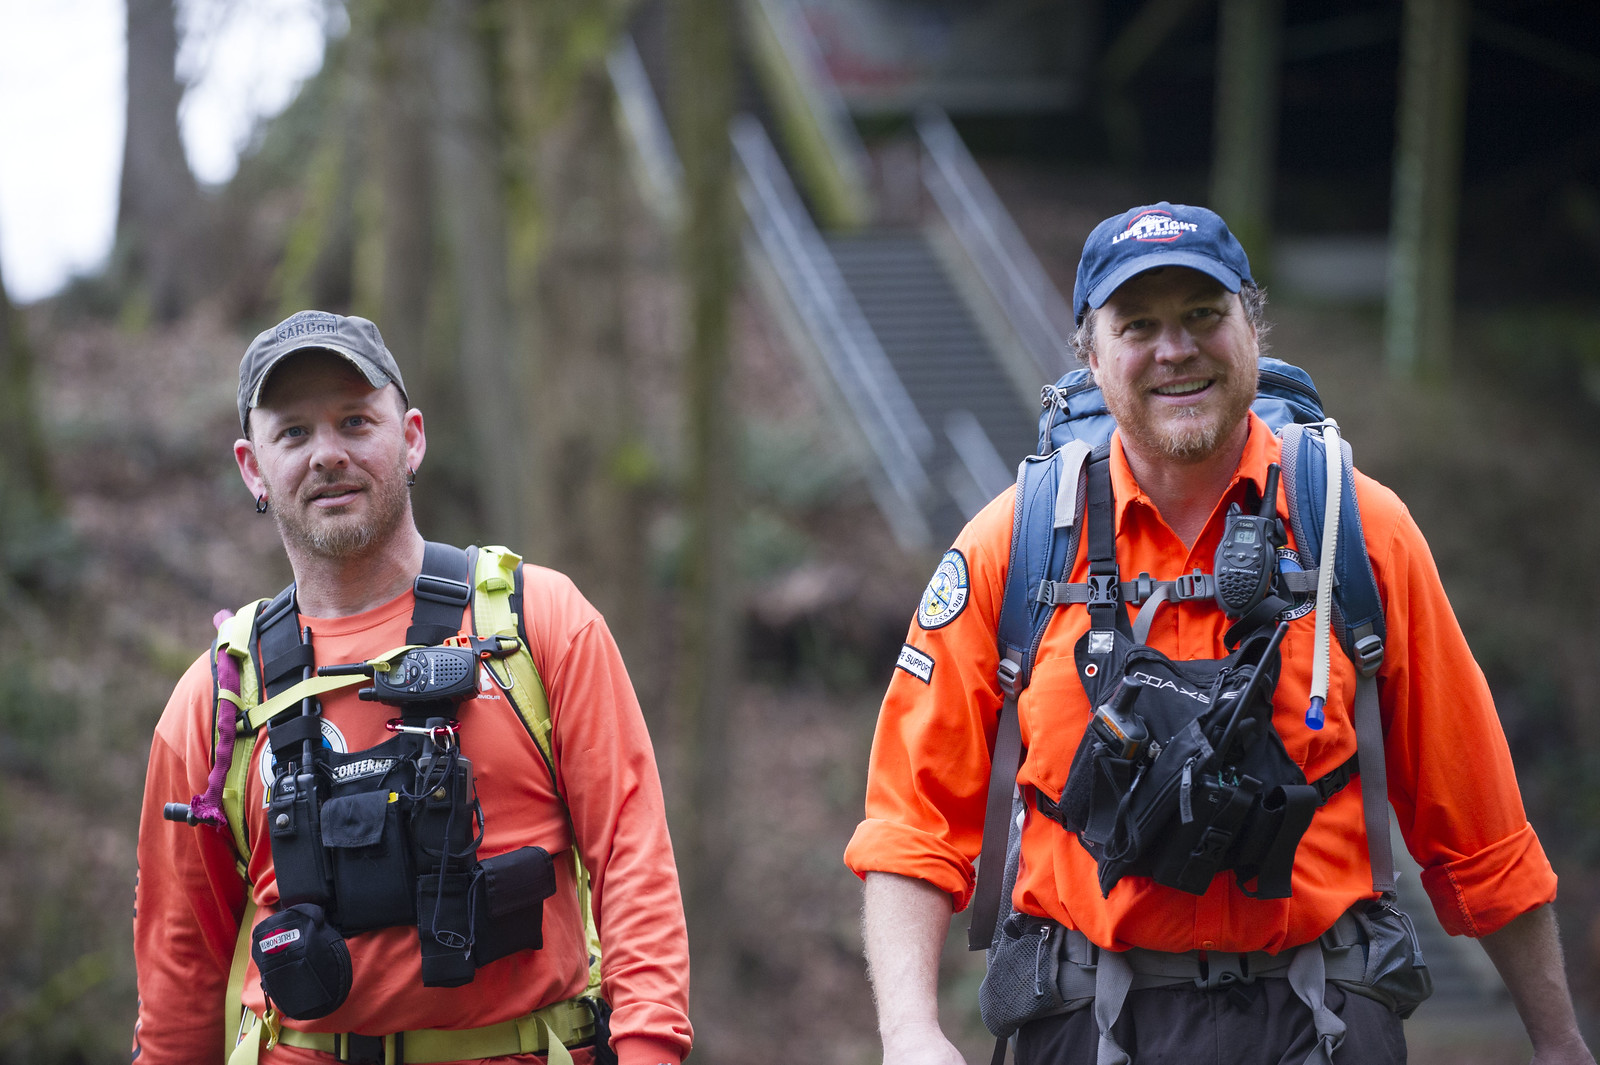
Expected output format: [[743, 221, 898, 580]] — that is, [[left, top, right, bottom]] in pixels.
[[0, 0, 1598, 1062]]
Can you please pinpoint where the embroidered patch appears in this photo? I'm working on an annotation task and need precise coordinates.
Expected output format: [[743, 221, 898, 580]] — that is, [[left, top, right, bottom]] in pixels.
[[917, 549, 970, 629], [258, 719, 348, 805], [1276, 547, 1316, 621], [896, 644, 936, 684]]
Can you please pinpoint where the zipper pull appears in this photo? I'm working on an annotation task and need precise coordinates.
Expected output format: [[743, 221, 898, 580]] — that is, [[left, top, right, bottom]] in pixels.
[[1180, 758, 1196, 824]]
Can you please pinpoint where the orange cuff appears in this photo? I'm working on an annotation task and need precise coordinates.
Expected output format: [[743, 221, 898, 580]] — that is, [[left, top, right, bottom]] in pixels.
[[615, 1035, 685, 1065], [1418, 821, 1559, 937], [844, 819, 976, 910]]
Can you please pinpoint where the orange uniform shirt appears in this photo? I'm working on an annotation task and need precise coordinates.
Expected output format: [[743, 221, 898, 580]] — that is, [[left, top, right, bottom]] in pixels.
[[846, 415, 1556, 954], [134, 565, 691, 1065]]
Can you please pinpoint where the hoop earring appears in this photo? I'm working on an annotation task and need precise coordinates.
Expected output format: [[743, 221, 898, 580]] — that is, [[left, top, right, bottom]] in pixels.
[[255, 495, 269, 514], [406, 468, 416, 488]]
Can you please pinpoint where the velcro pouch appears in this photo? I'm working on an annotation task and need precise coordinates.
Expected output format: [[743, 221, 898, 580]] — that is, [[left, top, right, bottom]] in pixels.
[[323, 784, 416, 933], [417, 871, 477, 987], [251, 903, 352, 1020], [472, 846, 557, 966]]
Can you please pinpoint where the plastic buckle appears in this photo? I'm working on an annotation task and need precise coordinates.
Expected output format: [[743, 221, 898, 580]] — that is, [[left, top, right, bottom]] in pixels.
[[997, 656, 1022, 698], [1173, 569, 1213, 600], [414, 574, 471, 607], [1196, 951, 1254, 990], [1130, 573, 1154, 605], [1086, 574, 1119, 607], [1354, 634, 1385, 678]]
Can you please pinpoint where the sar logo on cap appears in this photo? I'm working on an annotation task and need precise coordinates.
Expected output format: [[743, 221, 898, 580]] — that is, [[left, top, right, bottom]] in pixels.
[[918, 549, 970, 630]]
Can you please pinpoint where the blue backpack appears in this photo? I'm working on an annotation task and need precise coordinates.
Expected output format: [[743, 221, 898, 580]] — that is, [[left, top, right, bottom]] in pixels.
[[967, 356, 1393, 954]]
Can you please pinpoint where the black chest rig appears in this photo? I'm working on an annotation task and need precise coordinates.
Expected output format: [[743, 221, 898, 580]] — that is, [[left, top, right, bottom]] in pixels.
[[248, 544, 556, 1020], [1033, 454, 1356, 900]]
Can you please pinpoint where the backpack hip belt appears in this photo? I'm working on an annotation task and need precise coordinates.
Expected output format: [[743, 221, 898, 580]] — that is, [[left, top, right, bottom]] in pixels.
[[230, 995, 598, 1065]]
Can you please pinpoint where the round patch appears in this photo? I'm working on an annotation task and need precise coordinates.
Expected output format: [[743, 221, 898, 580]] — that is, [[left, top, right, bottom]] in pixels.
[[1276, 548, 1315, 621], [258, 718, 349, 804], [918, 549, 970, 630]]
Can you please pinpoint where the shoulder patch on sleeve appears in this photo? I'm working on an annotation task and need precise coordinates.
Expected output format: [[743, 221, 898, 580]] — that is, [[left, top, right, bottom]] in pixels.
[[917, 549, 970, 630], [896, 644, 935, 684]]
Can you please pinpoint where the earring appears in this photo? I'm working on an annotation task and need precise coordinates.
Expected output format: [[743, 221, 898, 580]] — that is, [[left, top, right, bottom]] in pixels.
[[406, 468, 416, 488], [255, 495, 269, 514]]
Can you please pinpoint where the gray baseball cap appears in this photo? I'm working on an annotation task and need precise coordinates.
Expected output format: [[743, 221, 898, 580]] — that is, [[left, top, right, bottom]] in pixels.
[[237, 310, 409, 433]]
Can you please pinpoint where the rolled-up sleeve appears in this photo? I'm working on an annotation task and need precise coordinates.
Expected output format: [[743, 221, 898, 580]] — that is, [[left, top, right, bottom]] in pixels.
[[1365, 481, 1559, 938]]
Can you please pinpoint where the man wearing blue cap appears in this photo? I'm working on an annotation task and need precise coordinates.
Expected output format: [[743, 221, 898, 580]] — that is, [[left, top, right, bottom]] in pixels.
[[846, 205, 1593, 1063]]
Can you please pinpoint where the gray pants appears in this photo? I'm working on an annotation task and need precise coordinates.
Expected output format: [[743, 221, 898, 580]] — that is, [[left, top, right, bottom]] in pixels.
[[1015, 979, 1406, 1065]]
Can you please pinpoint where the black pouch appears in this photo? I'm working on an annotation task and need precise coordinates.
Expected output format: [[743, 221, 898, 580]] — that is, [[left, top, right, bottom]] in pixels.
[[978, 913, 1080, 1038], [471, 846, 557, 966], [1330, 898, 1435, 1018], [411, 750, 477, 871], [322, 786, 415, 933], [251, 903, 352, 1020], [417, 870, 476, 987]]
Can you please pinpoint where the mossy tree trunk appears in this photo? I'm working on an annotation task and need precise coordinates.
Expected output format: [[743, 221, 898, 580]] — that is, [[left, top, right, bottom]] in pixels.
[[119, 0, 206, 320], [1210, 0, 1282, 282], [1385, 0, 1470, 379], [670, 0, 740, 1043]]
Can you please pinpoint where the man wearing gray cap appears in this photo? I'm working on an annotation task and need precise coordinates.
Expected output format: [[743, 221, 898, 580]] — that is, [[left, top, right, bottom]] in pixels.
[[133, 311, 692, 1065], [846, 205, 1592, 1063]]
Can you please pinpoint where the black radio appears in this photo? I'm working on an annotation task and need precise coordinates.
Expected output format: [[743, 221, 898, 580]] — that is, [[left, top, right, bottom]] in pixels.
[[1214, 463, 1286, 618]]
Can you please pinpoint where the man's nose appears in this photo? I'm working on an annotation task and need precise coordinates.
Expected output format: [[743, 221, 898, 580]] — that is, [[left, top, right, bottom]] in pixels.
[[1152, 321, 1199, 363], [307, 427, 350, 469]]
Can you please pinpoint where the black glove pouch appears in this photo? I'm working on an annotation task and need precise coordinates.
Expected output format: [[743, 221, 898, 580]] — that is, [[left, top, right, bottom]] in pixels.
[[322, 739, 418, 934], [471, 845, 557, 966], [251, 903, 352, 1020]]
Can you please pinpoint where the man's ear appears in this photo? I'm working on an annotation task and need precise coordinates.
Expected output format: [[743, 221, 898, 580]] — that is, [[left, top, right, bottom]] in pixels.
[[403, 409, 426, 474], [234, 438, 265, 499]]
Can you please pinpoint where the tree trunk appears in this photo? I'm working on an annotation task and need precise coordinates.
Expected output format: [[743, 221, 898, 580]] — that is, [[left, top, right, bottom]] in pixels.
[[1209, 0, 1282, 281], [670, 0, 740, 1047], [498, 1, 650, 665], [1385, 0, 1470, 379], [119, 0, 204, 319], [430, 0, 533, 547], [0, 251, 60, 598]]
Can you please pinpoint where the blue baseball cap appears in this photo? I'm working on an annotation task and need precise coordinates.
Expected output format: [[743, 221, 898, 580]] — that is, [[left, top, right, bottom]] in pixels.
[[1072, 203, 1253, 325]]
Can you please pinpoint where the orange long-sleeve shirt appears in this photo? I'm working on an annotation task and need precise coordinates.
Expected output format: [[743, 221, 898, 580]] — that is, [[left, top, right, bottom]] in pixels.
[[134, 563, 691, 1065], [846, 415, 1556, 954]]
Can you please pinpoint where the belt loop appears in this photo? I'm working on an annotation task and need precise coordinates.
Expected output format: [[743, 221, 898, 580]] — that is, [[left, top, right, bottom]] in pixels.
[[515, 1013, 540, 1052]]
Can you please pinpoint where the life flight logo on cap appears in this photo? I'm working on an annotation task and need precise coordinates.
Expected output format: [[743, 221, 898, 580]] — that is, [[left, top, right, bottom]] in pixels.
[[1111, 209, 1200, 245]]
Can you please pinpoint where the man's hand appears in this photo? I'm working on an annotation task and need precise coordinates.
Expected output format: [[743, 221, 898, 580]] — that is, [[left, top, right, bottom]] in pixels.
[[1478, 904, 1596, 1065], [862, 872, 970, 1065]]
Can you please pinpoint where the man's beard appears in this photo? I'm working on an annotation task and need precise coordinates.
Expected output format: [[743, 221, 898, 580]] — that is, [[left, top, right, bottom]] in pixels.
[[1098, 358, 1257, 463], [264, 452, 412, 560]]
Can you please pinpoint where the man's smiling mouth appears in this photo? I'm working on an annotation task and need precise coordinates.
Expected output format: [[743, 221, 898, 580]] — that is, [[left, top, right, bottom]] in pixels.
[[1152, 380, 1213, 397]]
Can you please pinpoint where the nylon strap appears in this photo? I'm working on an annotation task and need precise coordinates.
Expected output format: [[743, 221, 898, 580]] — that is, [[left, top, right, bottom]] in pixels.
[[234, 995, 595, 1064], [967, 649, 1025, 951], [1353, 673, 1396, 892], [241, 646, 418, 732]]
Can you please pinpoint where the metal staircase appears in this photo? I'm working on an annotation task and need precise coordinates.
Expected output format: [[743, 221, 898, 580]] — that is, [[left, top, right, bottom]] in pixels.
[[826, 230, 1036, 537]]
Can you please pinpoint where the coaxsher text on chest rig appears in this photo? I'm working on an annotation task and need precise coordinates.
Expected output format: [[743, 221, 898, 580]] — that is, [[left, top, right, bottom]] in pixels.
[[165, 544, 599, 1035]]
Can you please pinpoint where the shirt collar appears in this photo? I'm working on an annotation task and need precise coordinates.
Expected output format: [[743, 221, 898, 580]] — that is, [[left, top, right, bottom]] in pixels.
[[1108, 412, 1281, 531]]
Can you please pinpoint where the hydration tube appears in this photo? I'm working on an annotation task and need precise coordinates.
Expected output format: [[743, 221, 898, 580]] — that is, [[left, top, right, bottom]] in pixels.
[[1306, 421, 1342, 730]]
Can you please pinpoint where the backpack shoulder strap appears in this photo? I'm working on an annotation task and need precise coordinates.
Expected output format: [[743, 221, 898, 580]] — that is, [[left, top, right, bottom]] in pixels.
[[1278, 423, 1394, 894], [968, 441, 1093, 951], [470, 546, 603, 1000]]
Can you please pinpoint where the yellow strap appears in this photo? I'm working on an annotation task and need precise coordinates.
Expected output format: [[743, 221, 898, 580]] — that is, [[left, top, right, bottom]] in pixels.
[[224, 896, 258, 1061], [269, 996, 596, 1063], [241, 644, 417, 731]]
